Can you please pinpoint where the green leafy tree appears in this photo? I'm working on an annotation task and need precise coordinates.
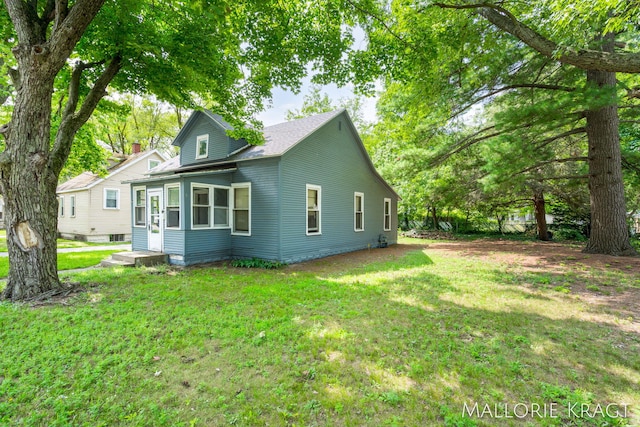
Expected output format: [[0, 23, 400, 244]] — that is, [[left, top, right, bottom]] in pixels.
[[0, 0, 352, 301], [91, 95, 182, 156], [285, 84, 369, 133], [345, 0, 640, 254]]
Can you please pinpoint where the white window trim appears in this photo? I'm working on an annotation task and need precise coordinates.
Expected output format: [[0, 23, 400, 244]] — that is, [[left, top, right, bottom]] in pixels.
[[165, 183, 181, 230], [70, 195, 76, 218], [383, 198, 392, 231], [103, 188, 120, 210], [306, 184, 322, 236], [190, 183, 230, 230], [354, 192, 364, 232], [133, 186, 146, 228], [59, 196, 65, 217], [231, 182, 251, 236], [195, 134, 209, 160]]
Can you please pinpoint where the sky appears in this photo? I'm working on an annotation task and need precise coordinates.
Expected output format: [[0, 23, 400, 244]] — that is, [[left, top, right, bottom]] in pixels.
[[255, 80, 379, 127], [255, 26, 378, 127]]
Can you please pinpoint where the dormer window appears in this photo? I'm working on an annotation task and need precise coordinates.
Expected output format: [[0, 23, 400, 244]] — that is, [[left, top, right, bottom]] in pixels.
[[196, 134, 209, 160]]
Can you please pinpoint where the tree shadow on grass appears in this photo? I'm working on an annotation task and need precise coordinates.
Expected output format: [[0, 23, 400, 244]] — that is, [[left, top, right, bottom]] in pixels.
[[292, 269, 640, 426], [1, 249, 638, 426]]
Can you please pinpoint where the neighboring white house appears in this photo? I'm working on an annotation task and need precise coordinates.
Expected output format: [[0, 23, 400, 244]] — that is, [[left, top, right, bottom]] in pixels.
[[504, 211, 554, 232], [57, 149, 167, 242]]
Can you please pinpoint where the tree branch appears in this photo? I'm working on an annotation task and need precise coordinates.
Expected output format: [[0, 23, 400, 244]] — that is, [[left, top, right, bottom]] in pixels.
[[433, 2, 640, 73], [4, 0, 42, 45], [532, 127, 586, 150], [450, 83, 576, 120], [515, 156, 589, 176], [540, 174, 590, 181], [62, 59, 105, 119], [50, 54, 122, 175], [343, 0, 414, 51], [51, 0, 69, 34], [40, 0, 56, 25], [47, 0, 106, 72], [430, 121, 534, 166]]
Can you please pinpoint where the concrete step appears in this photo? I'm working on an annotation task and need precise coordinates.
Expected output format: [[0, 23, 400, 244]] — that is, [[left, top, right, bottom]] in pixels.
[[102, 251, 168, 268], [100, 258, 136, 268]]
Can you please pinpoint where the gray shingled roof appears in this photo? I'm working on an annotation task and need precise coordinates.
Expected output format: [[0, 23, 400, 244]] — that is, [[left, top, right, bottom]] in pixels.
[[230, 109, 343, 161], [149, 155, 180, 174], [151, 109, 344, 174]]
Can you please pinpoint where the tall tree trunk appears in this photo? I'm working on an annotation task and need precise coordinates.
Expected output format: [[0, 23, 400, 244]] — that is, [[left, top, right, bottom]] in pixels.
[[430, 206, 438, 229], [583, 68, 636, 255], [496, 213, 504, 234], [0, 71, 63, 300], [533, 190, 549, 241]]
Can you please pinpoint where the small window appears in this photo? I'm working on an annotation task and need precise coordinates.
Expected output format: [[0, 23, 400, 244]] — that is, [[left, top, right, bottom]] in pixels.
[[134, 188, 146, 227], [59, 196, 65, 217], [166, 185, 180, 229], [109, 234, 125, 242], [196, 135, 209, 159], [70, 195, 76, 218], [232, 183, 251, 235], [383, 198, 392, 231], [104, 188, 120, 209], [306, 184, 321, 235], [354, 192, 364, 232], [148, 159, 161, 170]]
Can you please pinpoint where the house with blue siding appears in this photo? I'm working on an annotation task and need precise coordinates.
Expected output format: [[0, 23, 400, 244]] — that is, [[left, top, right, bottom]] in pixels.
[[127, 109, 398, 265]]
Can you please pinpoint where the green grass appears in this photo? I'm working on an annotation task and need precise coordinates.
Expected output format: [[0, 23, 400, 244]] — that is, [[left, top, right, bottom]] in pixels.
[[0, 250, 122, 278], [0, 235, 127, 252], [0, 239, 638, 426]]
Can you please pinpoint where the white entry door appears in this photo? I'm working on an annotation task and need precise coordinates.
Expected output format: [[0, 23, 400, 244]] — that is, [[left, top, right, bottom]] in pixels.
[[148, 189, 163, 252]]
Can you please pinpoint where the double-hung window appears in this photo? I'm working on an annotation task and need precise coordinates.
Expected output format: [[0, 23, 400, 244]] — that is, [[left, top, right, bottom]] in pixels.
[[134, 188, 146, 227], [213, 188, 229, 227], [354, 192, 364, 232], [165, 185, 180, 229], [191, 184, 229, 229], [306, 184, 321, 235], [232, 183, 251, 235], [383, 198, 392, 231], [70, 195, 76, 218], [192, 185, 211, 228], [104, 188, 120, 209], [59, 196, 65, 217]]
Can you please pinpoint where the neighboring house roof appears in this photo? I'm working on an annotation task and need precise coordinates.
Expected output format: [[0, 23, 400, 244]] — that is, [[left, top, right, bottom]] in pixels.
[[57, 150, 166, 194]]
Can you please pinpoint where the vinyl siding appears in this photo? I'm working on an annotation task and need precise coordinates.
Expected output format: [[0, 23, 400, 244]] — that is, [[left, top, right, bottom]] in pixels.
[[58, 152, 164, 242], [230, 158, 280, 260], [279, 115, 397, 263], [131, 226, 147, 251], [57, 190, 90, 237], [179, 173, 233, 264]]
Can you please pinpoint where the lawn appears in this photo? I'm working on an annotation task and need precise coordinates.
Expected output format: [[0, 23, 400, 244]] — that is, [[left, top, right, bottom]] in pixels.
[[0, 233, 127, 252], [0, 250, 124, 278], [0, 238, 638, 426]]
